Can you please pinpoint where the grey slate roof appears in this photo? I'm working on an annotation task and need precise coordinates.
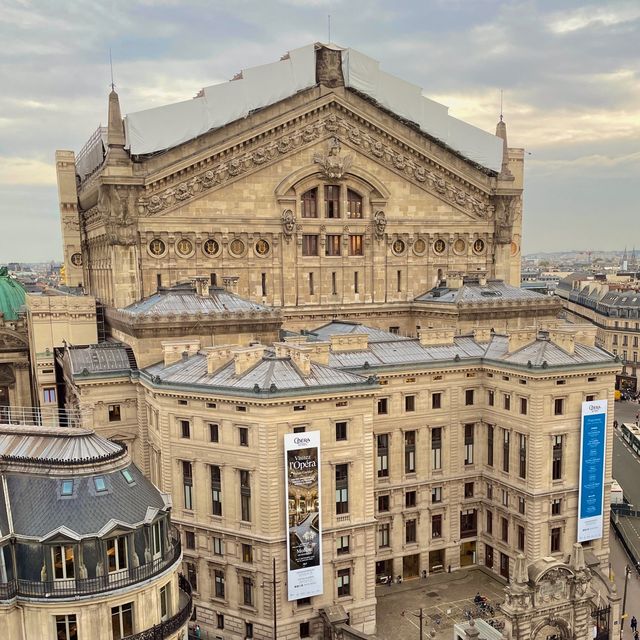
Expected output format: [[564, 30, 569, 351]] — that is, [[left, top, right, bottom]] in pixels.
[[415, 280, 547, 304], [144, 351, 370, 392], [67, 343, 131, 375], [502, 336, 613, 367], [120, 282, 271, 317], [6, 464, 166, 539], [309, 321, 407, 342]]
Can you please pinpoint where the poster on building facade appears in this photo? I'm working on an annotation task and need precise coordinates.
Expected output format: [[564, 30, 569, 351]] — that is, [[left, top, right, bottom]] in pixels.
[[577, 400, 608, 543], [284, 431, 323, 601]]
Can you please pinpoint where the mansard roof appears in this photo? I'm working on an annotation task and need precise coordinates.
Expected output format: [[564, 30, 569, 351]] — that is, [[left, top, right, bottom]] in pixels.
[[121, 43, 503, 171], [415, 279, 548, 305]]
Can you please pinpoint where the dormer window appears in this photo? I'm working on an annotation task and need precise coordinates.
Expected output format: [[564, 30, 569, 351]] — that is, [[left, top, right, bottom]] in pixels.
[[61, 480, 74, 496], [52, 545, 75, 580], [107, 536, 128, 573], [302, 188, 318, 218]]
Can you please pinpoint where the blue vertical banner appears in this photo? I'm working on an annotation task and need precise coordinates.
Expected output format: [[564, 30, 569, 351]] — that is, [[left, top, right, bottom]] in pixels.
[[577, 400, 608, 543]]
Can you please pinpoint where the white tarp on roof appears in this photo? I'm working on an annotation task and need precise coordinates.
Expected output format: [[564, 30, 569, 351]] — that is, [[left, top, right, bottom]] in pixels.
[[123, 43, 503, 171]]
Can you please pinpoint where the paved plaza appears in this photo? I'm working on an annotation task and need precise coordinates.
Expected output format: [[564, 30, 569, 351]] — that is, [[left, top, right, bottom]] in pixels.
[[376, 567, 506, 640]]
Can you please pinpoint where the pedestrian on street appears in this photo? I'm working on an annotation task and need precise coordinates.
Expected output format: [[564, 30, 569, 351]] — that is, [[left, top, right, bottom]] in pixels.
[[631, 615, 637, 633]]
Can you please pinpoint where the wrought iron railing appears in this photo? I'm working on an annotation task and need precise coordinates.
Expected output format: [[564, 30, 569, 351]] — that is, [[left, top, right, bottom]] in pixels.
[[123, 574, 193, 640], [0, 405, 83, 429], [0, 538, 181, 600]]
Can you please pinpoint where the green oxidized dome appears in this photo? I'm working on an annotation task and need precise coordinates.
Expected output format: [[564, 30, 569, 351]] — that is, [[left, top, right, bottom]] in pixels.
[[0, 267, 26, 321]]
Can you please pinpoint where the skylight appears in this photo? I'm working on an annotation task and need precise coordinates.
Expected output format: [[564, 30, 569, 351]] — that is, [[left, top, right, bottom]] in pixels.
[[94, 476, 107, 492], [61, 480, 74, 496], [121, 469, 134, 484]]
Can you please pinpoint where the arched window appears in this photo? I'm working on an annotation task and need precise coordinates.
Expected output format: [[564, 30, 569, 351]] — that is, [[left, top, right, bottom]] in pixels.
[[347, 189, 362, 219], [301, 189, 318, 218], [324, 185, 340, 218]]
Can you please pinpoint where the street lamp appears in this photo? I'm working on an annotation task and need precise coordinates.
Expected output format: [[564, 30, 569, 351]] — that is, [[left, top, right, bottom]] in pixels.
[[402, 608, 425, 640], [620, 564, 631, 639]]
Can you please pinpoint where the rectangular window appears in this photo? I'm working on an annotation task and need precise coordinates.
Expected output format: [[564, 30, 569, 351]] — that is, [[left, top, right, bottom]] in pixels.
[[55, 615, 78, 640], [464, 423, 474, 465], [186, 561, 197, 592], [377, 494, 390, 512], [180, 420, 190, 439], [182, 461, 193, 510], [405, 519, 417, 543], [502, 489, 509, 507], [308, 272, 314, 295], [487, 483, 493, 500], [336, 464, 349, 514], [465, 389, 474, 406], [107, 536, 128, 573], [337, 568, 351, 597], [500, 553, 509, 580], [405, 395, 416, 412], [302, 234, 319, 256], [108, 404, 121, 422], [337, 535, 350, 555], [300, 621, 311, 638], [377, 398, 388, 415], [52, 545, 75, 580], [347, 189, 362, 218], [487, 390, 494, 406], [503, 394, 511, 411], [518, 497, 526, 515], [397, 269, 402, 293], [485, 544, 494, 569], [213, 536, 223, 556], [551, 499, 562, 515], [214, 569, 225, 599], [160, 583, 169, 621], [552, 435, 563, 480], [209, 423, 219, 443], [519, 434, 527, 479], [405, 490, 417, 507], [243, 576, 254, 606], [326, 234, 341, 256], [486, 510, 493, 535], [554, 398, 565, 416], [349, 235, 364, 256], [239, 426, 249, 447], [211, 465, 222, 516], [335, 421, 347, 441], [325, 185, 340, 218], [501, 517, 509, 543], [487, 425, 494, 466], [261, 272, 267, 296], [432, 392, 442, 409], [245, 622, 254, 638], [502, 429, 510, 473], [111, 603, 134, 640], [185, 531, 195, 550], [242, 543, 253, 563], [464, 482, 474, 498], [151, 519, 164, 558], [432, 514, 442, 538], [210, 273, 217, 287], [431, 486, 442, 503], [217, 613, 224, 629], [551, 527, 561, 553], [156, 273, 162, 289], [378, 523, 390, 548], [302, 189, 317, 218], [240, 470, 251, 522], [331, 271, 337, 295], [520, 397, 528, 415], [354, 271, 359, 293], [377, 434, 389, 478], [404, 430, 416, 473], [460, 509, 477, 538], [43, 387, 56, 404], [431, 427, 442, 470], [517, 525, 525, 551]]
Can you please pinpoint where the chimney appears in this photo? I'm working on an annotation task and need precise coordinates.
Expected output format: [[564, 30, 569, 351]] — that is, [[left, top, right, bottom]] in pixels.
[[572, 324, 597, 347], [548, 328, 576, 355], [191, 276, 209, 297], [307, 341, 331, 365], [473, 327, 492, 343], [222, 275, 239, 294], [329, 334, 369, 352], [447, 273, 463, 289], [233, 345, 266, 375], [507, 329, 537, 353], [418, 328, 456, 347], [203, 345, 235, 374], [287, 344, 312, 376], [162, 339, 201, 366]]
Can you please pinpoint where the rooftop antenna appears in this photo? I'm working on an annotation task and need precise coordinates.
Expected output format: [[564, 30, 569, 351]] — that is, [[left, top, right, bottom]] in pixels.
[[109, 48, 115, 91], [328, 14, 331, 43], [500, 89, 504, 122]]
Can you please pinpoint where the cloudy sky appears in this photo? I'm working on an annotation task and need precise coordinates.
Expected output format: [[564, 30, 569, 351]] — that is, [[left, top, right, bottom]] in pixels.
[[1, 0, 638, 262]]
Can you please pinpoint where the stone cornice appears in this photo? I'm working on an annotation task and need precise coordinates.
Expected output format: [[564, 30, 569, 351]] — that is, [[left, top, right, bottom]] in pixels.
[[134, 100, 504, 220]]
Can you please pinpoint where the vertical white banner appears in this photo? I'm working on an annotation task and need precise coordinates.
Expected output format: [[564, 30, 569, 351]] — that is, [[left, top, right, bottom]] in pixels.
[[577, 399, 608, 543], [285, 431, 323, 601]]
